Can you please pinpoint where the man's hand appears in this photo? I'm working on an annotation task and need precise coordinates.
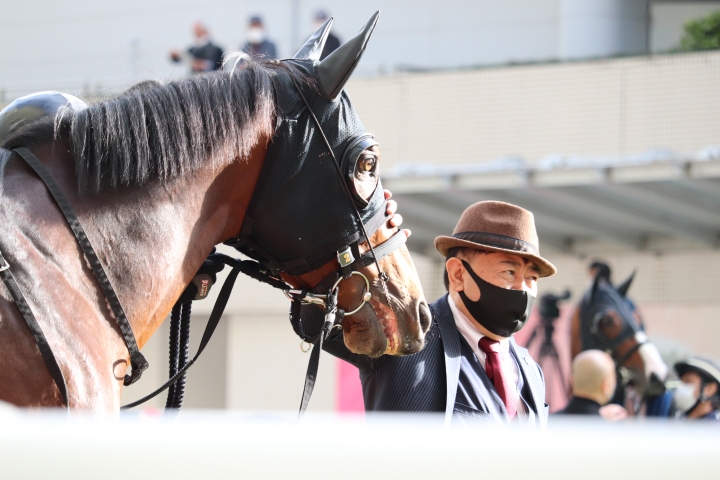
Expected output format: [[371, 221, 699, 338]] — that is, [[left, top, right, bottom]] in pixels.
[[384, 189, 411, 238], [599, 403, 628, 422]]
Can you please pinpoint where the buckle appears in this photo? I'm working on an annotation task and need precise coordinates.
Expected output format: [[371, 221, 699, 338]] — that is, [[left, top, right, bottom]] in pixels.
[[0, 253, 9, 273]]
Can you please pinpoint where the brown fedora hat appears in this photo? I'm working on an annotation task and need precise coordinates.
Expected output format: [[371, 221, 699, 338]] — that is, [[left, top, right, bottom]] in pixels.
[[434, 201, 556, 277]]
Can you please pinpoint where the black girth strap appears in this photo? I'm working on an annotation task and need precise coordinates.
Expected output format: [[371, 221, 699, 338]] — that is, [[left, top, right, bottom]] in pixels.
[[13, 147, 147, 385], [0, 251, 69, 408]]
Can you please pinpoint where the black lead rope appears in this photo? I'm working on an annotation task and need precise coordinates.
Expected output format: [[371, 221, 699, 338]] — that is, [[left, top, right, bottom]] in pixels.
[[165, 301, 192, 410], [0, 251, 69, 409], [13, 147, 148, 386]]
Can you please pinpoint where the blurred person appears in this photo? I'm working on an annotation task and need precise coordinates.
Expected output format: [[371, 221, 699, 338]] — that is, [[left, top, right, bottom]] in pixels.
[[314, 10, 341, 60], [673, 357, 720, 421], [170, 22, 224, 73], [557, 350, 623, 418], [298, 201, 554, 425], [241, 15, 277, 60]]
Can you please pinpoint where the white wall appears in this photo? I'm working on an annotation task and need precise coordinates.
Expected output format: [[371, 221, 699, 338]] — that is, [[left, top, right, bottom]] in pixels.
[[7, 1, 720, 101]]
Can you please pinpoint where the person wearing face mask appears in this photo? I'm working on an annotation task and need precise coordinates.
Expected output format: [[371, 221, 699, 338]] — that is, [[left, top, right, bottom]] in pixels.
[[241, 15, 277, 60], [297, 201, 555, 425], [672, 357, 720, 421], [170, 22, 224, 74], [557, 350, 621, 417]]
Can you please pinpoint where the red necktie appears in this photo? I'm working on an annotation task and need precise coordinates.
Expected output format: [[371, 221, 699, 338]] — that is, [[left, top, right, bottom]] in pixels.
[[478, 337, 518, 419]]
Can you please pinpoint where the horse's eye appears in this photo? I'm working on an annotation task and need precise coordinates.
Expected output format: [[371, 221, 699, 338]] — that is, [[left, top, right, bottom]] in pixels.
[[358, 155, 376, 172]]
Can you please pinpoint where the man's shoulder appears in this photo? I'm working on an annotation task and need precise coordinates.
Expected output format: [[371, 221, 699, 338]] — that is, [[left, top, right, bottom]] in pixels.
[[429, 294, 450, 318]]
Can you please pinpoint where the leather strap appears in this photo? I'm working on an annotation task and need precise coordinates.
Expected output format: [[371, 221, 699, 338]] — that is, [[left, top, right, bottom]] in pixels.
[[13, 147, 147, 385], [354, 228, 407, 269], [298, 290, 337, 418], [0, 250, 69, 408]]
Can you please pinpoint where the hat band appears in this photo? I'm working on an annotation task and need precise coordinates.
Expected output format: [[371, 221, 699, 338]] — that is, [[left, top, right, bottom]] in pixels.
[[452, 231, 539, 256]]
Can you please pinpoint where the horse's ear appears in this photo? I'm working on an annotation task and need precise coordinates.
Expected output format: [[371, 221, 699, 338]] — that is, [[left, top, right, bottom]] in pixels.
[[615, 270, 636, 298], [294, 17, 334, 61], [590, 271, 602, 302], [317, 10, 379, 100]]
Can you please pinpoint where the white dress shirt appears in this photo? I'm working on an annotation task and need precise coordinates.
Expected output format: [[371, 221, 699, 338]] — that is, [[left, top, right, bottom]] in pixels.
[[448, 294, 528, 418]]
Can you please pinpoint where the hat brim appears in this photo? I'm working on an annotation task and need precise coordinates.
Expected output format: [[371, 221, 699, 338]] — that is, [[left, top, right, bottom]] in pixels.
[[434, 235, 557, 277]]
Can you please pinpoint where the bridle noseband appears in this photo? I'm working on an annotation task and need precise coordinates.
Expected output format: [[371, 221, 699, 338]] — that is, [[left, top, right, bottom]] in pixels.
[[287, 270, 372, 316]]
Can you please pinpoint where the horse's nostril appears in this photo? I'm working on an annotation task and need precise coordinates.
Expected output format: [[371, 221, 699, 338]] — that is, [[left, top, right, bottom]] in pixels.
[[418, 302, 432, 333]]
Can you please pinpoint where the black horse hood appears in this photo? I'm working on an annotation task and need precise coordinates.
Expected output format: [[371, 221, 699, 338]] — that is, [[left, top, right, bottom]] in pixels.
[[580, 280, 639, 352], [227, 13, 385, 276]]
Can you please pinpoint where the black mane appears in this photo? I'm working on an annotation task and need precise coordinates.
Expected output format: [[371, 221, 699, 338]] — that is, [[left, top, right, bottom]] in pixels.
[[3, 60, 297, 192]]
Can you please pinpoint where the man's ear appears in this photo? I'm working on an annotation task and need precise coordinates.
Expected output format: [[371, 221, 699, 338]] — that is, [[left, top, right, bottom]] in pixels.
[[601, 376, 616, 404], [704, 382, 718, 398], [445, 257, 465, 292]]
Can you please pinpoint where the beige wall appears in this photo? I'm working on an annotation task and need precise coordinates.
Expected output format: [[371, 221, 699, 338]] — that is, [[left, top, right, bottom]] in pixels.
[[347, 51, 720, 169]]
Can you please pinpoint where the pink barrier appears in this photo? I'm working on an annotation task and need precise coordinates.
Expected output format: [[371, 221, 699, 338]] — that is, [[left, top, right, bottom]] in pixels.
[[336, 359, 364, 413]]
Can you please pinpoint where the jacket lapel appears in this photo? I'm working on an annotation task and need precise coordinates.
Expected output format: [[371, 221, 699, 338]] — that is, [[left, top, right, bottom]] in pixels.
[[433, 295, 461, 425], [510, 339, 545, 415]]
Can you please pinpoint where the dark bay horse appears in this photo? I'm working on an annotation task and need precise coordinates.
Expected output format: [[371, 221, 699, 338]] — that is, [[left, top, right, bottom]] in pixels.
[[0, 13, 430, 410], [571, 271, 668, 415]]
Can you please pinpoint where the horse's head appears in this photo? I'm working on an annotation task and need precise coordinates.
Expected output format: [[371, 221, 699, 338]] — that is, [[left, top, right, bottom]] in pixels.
[[579, 270, 667, 398], [228, 12, 431, 357]]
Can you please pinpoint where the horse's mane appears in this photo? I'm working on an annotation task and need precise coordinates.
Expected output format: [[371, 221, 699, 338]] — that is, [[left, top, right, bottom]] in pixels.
[[2, 59, 303, 192]]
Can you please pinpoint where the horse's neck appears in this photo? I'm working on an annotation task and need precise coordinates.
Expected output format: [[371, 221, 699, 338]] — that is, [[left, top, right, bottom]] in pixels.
[[42, 138, 267, 347]]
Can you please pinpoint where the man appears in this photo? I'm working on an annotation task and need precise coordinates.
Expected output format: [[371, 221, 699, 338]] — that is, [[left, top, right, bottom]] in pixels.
[[301, 201, 554, 424], [313, 10, 341, 60], [673, 357, 720, 421], [558, 350, 619, 416], [241, 15, 277, 60], [170, 22, 224, 73]]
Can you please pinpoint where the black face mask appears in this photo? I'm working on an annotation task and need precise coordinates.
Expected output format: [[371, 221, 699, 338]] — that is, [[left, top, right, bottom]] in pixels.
[[457, 260, 535, 337]]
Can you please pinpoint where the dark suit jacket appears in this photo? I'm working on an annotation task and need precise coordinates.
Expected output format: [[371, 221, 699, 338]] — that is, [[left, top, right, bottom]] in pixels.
[[315, 294, 548, 425], [556, 396, 601, 415]]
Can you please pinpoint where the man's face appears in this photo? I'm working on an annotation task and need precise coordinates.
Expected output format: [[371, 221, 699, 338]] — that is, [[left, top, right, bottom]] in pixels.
[[446, 250, 539, 340], [193, 23, 208, 40], [447, 251, 539, 301]]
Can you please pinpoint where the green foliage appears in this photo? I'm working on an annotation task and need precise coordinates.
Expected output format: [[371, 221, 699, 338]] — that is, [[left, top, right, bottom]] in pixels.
[[680, 11, 720, 51]]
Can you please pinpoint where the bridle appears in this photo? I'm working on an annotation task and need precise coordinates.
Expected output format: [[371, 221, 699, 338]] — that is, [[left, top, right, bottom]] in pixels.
[[590, 309, 646, 369], [286, 271, 371, 315], [0, 67, 407, 415]]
